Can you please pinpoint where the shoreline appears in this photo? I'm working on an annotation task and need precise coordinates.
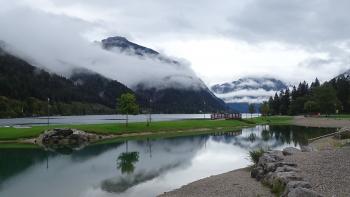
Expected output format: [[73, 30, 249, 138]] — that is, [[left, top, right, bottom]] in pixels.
[[158, 117, 350, 197], [0, 116, 292, 146]]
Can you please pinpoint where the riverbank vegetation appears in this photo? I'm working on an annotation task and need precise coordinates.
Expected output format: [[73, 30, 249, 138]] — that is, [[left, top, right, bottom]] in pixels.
[[0, 116, 292, 141]]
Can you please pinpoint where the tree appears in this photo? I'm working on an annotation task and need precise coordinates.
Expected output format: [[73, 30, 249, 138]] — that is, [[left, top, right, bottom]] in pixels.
[[312, 86, 339, 115], [303, 101, 319, 115], [259, 101, 270, 116], [248, 103, 255, 118], [310, 78, 320, 89], [117, 93, 139, 127], [116, 152, 139, 174]]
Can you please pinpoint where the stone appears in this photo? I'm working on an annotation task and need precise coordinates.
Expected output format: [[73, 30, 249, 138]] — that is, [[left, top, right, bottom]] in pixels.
[[274, 171, 303, 185], [258, 152, 283, 166], [300, 145, 313, 152], [251, 166, 264, 180], [287, 181, 312, 190], [287, 187, 323, 197], [276, 166, 300, 173], [283, 147, 301, 156], [37, 128, 99, 152], [264, 162, 278, 172], [276, 162, 298, 167], [337, 127, 350, 139], [283, 181, 312, 195]]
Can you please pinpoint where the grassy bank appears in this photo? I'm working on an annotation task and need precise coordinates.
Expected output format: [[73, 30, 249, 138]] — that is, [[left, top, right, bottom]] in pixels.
[[323, 114, 350, 119], [0, 116, 292, 141]]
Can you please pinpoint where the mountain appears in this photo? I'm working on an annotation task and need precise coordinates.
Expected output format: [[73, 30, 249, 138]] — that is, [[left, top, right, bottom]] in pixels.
[[0, 38, 227, 117], [334, 69, 350, 80], [0, 47, 133, 117], [211, 77, 288, 112], [101, 36, 178, 64], [100, 36, 227, 113]]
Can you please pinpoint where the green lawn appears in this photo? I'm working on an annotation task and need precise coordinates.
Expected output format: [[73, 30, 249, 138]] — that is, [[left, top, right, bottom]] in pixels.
[[0, 116, 292, 141], [323, 114, 350, 119], [250, 116, 293, 125]]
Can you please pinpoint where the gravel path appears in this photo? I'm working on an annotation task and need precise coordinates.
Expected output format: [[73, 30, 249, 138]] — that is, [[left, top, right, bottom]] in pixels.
[[284, 146, 350, 197], [158, 168, 273, 197], [293, 116, 350, 128]]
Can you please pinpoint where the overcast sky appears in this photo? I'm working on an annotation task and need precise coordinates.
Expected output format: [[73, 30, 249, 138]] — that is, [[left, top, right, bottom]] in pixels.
[[1, 0, 350, 86]]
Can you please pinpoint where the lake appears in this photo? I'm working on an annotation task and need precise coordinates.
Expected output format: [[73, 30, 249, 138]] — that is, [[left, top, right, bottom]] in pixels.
[[0, 125, 334, 197], [0, 113, 260, 126]]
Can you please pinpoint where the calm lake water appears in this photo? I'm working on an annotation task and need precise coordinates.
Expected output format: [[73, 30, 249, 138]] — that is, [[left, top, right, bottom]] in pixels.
[[0, 125, 334, 197], [0, 113, 260, 126]]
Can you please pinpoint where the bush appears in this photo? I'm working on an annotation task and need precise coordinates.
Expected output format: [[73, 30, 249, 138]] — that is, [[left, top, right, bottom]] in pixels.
[[248, 148, 265, 165]]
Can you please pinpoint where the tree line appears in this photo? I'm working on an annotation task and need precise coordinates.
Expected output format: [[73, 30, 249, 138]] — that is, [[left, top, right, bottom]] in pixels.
[[260, 76, 350, 116]]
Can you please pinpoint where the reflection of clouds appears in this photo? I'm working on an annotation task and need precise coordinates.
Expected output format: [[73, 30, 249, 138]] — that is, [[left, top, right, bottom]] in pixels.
[[101, 163, 181, 193], [210, 125, 300, 150], [1, 125, 329, 197], [98, 137, 206, 195]]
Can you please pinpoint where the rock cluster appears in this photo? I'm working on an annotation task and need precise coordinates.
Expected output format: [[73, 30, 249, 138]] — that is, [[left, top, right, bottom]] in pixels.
[[251, 148, 323, 197], [334, 127, 350, 139], [37, 128, 100, 146]]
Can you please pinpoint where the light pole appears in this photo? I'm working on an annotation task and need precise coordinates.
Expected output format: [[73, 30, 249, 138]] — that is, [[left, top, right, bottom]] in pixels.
[[47, 98, 50, 128], [149, 98, 152, 124], [203, 101, 206, 119]]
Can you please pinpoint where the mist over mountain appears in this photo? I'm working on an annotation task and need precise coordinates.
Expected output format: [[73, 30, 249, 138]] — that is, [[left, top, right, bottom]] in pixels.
[[0, 38, 227, 117], [334, 69, 350, 80], [211, 77, 288, 103], [100, 36, 227, 113], [210, 77, 288, 113]]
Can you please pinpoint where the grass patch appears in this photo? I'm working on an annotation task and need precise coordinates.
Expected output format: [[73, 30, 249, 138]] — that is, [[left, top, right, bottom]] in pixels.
[[250, 116, 292, 125], [248, 148, 266, 165], [0, 116, 293, 141], [271, 180, 285, 196], [320, 114, 350, 119], [0, 119, 251, 140]]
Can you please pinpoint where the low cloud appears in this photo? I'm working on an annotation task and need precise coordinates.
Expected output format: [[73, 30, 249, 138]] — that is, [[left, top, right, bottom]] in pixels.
[[0, 5, 205, 91]]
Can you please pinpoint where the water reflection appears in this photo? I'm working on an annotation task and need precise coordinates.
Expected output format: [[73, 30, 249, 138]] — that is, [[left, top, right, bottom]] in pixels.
[[117, 152, 139, 175], [0, 125, 335, 197]]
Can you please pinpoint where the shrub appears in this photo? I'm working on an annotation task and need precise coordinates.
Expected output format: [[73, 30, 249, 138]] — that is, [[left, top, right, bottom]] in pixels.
[[248, 148, 265, 165]]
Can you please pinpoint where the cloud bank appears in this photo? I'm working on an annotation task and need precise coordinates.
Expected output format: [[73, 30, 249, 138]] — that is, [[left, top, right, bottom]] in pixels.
[[0, 3, 203, 90], [1, 0, 350, 87]]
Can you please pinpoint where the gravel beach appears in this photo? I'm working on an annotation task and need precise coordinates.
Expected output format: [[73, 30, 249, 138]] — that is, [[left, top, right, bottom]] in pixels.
[[158, 168, 273, 197], [284, 146, 350, 197], [293, 116, 350, 128]]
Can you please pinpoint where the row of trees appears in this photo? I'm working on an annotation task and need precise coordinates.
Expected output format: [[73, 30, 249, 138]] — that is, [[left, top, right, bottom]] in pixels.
[[259, 77, 350, 116], [0, 96, 115, 118]]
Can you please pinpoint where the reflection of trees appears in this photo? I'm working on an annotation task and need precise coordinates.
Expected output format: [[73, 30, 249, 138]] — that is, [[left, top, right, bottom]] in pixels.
[[248, 133, 257, 142], [117, 152, 139, 174], [230, 125, 337, 150], [101, 163, 181, 193]]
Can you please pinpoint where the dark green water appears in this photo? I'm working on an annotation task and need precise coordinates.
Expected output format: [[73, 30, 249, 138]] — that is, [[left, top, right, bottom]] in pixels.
[[0, 125, 335, 197]]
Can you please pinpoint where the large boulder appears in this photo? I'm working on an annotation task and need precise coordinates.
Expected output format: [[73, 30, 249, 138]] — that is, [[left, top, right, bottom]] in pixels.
[[300, 145, 313, 152], [38, 128, 99, 147], [336, 127, 350, 139], [283, 147, 301, 156]]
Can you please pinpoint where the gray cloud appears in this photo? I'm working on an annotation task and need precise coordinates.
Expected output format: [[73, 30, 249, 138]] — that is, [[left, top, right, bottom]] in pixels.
[[1, 0, 350, 86], [0, 4, 204, 90], [230, 0, 350, 45]]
